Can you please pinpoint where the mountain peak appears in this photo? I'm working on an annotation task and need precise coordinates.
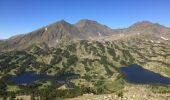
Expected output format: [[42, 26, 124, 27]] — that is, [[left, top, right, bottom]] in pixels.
[[55, 20, 70, 26], [125, 20, 169, 35], [74, 19, 113, 36], [57, 19, 68, 23], [138, 21, 153, 24], [75, 19, 99, 27], [132, 21, 155, 26], [78, 19, 98, 23], [130, 21, 163, 28]]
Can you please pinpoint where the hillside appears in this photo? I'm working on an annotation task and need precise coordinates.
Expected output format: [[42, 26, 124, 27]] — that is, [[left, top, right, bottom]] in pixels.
[[0, 20, 170, 99], [0, 32, 170, 99]]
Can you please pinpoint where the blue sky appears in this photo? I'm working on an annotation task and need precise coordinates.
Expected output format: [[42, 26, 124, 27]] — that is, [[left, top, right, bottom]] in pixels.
[[0, 0, 170, 39]]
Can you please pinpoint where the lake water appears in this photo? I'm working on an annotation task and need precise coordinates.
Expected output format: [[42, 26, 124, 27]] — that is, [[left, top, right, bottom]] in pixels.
[[120, 64, 170, 84], [10, 72, 79, 84]]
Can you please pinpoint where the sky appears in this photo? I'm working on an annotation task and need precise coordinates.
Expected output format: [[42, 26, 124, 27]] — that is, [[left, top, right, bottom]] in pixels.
[[0, 0, 170, 39]]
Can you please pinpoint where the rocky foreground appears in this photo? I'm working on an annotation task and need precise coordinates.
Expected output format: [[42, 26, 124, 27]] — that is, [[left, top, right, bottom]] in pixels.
[[67, 85, 170, 100]]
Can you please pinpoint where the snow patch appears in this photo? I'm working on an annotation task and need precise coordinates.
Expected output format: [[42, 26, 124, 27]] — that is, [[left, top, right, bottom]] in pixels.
[[119, 34, 122, 36], [98, 32, 101, 36], [137, 33, 140, 35], [161, 36, 169, 41], [157, 41, 161, 43], [45, 27, 48, 31], [150, 40, 154, 43]]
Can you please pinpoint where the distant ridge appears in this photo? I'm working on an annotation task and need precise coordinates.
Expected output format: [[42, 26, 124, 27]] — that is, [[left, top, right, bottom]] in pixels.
[[0, 19, 170, 50]]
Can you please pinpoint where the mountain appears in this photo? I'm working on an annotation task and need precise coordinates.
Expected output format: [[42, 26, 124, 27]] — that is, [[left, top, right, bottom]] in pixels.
[[0, 20, 170, 99], [0, 19, 115, 50], [0, 20, 81, 50], [5, 20, 82, 48], [75, 19, 114, 37], [0, 20, 170, 51], [122, 21, 170, 35]]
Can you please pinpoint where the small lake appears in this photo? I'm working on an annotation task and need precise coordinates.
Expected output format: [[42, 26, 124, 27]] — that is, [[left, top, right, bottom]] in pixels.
[[120, 64, 170, 84], [9, 72, 79, 84]]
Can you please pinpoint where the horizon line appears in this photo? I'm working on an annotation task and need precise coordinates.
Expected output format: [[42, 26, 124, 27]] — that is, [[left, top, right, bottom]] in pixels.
[[0, 19, 169, 40]]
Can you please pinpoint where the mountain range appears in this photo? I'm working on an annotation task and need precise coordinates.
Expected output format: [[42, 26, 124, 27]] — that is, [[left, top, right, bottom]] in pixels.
[[0, 19, 170, 51], [0, 19, 170, 99]]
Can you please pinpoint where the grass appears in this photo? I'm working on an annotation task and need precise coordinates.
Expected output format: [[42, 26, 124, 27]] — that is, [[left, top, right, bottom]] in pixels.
[[7, 85, 21, 92], [38, 81, 52, 89], [95, 79, 124, 94]]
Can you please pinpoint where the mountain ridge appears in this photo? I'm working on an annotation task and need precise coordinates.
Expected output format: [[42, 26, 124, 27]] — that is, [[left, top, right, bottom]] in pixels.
[[1, 19, 170, 51]]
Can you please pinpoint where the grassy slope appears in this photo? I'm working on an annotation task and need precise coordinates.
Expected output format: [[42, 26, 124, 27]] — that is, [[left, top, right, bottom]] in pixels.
[[0, 33, 170, 99]]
